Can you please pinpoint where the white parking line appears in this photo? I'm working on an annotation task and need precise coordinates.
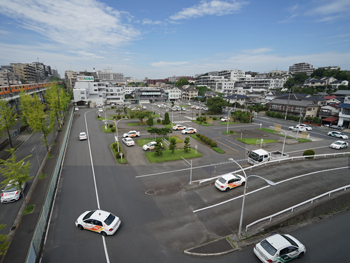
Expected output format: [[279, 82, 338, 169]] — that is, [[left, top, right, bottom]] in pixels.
[[193, 166, 349, 213]]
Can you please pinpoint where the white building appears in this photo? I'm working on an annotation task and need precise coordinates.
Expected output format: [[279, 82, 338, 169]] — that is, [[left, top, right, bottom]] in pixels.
[[164, 87, 182, 101], [73, 77, 124, 106], [97, 69, 124, 82]]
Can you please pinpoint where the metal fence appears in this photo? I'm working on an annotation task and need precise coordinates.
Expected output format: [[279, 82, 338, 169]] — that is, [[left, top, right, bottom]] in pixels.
[[26, 109, 74, 263], [245, 184, 350, 232]]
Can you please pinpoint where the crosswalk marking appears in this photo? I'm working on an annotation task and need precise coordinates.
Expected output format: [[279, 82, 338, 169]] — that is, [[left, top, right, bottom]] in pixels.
[[172, 120, 193, 124]]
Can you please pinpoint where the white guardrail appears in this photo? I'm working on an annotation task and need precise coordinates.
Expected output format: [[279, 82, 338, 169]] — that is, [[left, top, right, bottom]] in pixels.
[[246, 184, 350, 232], [196, 151, 350, 184]]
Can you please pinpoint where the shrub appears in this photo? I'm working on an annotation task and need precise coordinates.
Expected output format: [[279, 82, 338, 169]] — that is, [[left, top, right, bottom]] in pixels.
[[111, 127, 116, 132], [213, 116, 217, 120], [117, 115, 121, 119], [206, 139, 212, 145], [196, 117, 201, 121], [200, 135, 206, 141], [196, 133, 201, 137], [162, 120, 165, 124], [112, 142, 118, 148], [157, 119, 161, 123], [58, 128, 62, 132], [230, 130, 234, 134], [303, 149, 315, 159], [108, 124, 113, 128], [210, 141, 217, 147]]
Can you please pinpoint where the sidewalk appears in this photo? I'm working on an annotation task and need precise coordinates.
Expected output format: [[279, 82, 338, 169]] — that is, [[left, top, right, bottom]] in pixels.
[[1, 117, 70, 263]]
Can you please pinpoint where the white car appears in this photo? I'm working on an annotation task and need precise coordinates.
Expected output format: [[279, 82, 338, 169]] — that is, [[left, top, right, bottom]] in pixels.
[[221, 117, 228, 122], [122, 137, 135, 146], [327, 131, 348, 139], [142, 141, 162, 151], [123, 131, 140, 138], [182, 127, 197, 134], [296, 124, 312, 131], [1, 180, 27, 203], [75, 107, 79, 111], [173, 124, 187, 131], [330, 140, 348, 149], [98, 108, 104, 113], [75, 210, 121, 236], [289, 126, 306, 132], [254, 234, 306, 262], [79, 132, 87, 140], [215, 173, 245, 192]]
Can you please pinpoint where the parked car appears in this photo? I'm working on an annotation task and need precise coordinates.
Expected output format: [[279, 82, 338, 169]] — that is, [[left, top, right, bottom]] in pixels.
[[215, 173, 245, 192], [75, 209, 121, 236], [327, 131, 349, 140], [1, 180, 27, 203], [142, 106, 147, 110], [79, 132, 87, 140], [98, 108, 104, 113], [182, 127, 197, 134], [142, 141, 162, 151], [330, 140, 348, 149], [296, 124, 312, 131], [123, 131, 140, 138], [330, 125, 344, 130], [290, 126, 306, 132], [254, 234, 306, 262], [221, 117, 228, 122], [173, 124, 187, 131], [122, 137, 135, 146]]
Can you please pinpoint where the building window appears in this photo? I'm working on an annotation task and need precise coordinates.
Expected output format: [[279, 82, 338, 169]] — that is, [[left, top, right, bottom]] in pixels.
[[81, 97, 85, 99], [80, 91, 85, 94]]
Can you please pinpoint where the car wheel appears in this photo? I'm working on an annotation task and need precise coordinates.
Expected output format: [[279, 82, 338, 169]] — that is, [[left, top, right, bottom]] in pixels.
[[78, 225, 84, 230], [241, 182, 245, 186], [101, 231, 107, 237], [298, 252, 304, 259], [225, 187, 230, 192]]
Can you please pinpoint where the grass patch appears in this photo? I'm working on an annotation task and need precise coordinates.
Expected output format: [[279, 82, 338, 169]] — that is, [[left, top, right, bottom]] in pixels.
[[212, 147, 225, 154], [39, 173, 46, 179], [144, 148, 202, 163], [219, 121, 241, 125], [110, 143, 127, 164], [237, 138, 278, 145], [97, 116, 113, 121], [136, 138, 154, 147], [47, 154, 53, 159], [127, 122, 143, 126], [23, 205, 35, 215], [222, 131, 239, 135], [164, 122, 174, 130], [298, 139, 312, 143], [191, 120, 213, 126], [101, 125, 117, 133]]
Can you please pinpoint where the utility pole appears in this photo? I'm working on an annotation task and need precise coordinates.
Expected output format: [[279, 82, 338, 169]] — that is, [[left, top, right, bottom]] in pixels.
[[284, 88, 291, 120]]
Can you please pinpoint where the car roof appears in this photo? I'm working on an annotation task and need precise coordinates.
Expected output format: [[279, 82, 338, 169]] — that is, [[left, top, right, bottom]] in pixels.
[[265, 234, 291, 248], [90, 210, 112, 221], [333, 140, 345, 143], [124, 137, 133, 140], [220, 173, 240, 181]]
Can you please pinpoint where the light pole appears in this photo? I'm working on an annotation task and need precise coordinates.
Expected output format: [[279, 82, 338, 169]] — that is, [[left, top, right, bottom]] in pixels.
[[115, 118, 126, 152], [226, 109, 231, 134], [228, 158, 275, 237], [269, 126, 287, 155]]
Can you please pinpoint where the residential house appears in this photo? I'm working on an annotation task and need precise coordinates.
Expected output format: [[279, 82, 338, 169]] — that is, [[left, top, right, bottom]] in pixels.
[[337, 96, 350, 129], [224, 94, 249, 105], [182, 87, 198, 101]]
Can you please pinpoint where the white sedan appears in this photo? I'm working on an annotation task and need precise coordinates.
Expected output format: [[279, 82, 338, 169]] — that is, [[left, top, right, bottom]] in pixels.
[[142, 141, 162, 151], [221, 117, 228, 122], [1, 180, 27, 203], [79, 132, 87, 140], [215, 173, 245, 192], [122, 137, 135, 146], [75, 210, 121, 236], [327, 131, 349, 139], [289, 126, 306, 132], [296, 124, 312, 131], [330, 140, 348, 149], [123, 131, 140, 138], [173, 124, 187, 131], [182, 127, 197, 134]]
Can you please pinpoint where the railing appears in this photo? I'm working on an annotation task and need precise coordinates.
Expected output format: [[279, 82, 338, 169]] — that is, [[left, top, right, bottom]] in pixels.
[[25, 109, 74, 263], [245, 184, 350, 232]]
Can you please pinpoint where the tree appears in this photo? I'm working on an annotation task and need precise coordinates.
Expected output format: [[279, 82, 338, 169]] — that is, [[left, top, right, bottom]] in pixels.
[[175, 78, 189, 87], [0, 224, 9, 257], [169, 138, 177, 154], [0, 148, 32, 205], [147, 127, 172, 137], [20, 91, 55, 154], [147, 117, 154, 127], [293, 73, 309, 85], [164, 112, 170, 125], [135, 110, 152, 125], [184, 137, 190, 153], [154, 138, 163, 156], [45, 83, 66, 128], [0, 100, 17, 148], [206, 97, 228, 114], [284, 77, 295, 89]]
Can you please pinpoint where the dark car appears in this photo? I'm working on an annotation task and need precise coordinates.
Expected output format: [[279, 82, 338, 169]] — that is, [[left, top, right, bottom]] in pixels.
[[330, 125, 344, 130]]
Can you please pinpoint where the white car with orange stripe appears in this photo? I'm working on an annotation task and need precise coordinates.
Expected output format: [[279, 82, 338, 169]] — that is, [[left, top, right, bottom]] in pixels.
[[123, 130, 140, 138], [215, 173, 246, 192], [75, 210, 121, 236], [181, 127, 197, 134]]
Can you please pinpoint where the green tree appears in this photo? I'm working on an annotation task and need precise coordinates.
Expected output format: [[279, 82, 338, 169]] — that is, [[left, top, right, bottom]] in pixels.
[[0, 148, 32, 204], [169, 138, 177, 154], [45, 83, 63, 128], [0, 100, 17, 148], [206, 97, 228, 114], [184, 137, 190, 153], [0, 224, 9, 256], [164, 112, 170, 125], [154, 138, 163, 156], [20, 91, 55, 154], [284, 77, 295, 89], [147, 127, 171, 137], [147, 117, 154, 127], [196, 86, 211, 96], [135, 110, 152, 125], [293, 72, 309, 85], [175, 78, 189, 87]]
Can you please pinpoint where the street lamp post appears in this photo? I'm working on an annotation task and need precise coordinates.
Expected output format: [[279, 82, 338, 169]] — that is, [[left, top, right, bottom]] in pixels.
[[226, 109, 231, 134], [269, 126, 287, 155], [115, 118, 126, 152], [228, 158, 275, 237]]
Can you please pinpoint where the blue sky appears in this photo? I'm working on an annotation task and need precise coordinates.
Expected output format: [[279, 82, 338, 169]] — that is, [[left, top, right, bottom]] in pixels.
[[0, 0, 350, 79]]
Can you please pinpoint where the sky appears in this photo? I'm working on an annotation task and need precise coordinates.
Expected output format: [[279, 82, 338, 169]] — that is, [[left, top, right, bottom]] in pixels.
[[0, 0, 350, 79]]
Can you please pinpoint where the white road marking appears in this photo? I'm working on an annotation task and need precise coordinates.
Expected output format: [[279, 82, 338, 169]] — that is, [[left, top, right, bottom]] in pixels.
[[193, 166, 349, 213], [286, 145, 331, 154]]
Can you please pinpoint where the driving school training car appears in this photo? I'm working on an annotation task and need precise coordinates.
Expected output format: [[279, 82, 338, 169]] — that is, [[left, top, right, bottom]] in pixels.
[[254, 233, 306, 263], [327, 131, 348, 139], [142, 141, 162, 151], [75, 210, 121, 236], [215, 173, 245, 191], [122, 137, 135, 146], [330, 140, 348, 149], [1, 180, 27, 203], [123, 131, 140, 138], [173, 124, 187, 130], [182, 127, 197, 134]]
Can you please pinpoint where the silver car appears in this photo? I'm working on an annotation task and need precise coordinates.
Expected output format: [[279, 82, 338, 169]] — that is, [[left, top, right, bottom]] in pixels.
[[1, 180, 28, 203]]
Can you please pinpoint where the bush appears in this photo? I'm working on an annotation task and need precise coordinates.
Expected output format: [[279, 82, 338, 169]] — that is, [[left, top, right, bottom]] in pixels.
[[200, 135, 206, 141], [205, 139, 212, 145], [213, 116, 217, 120], [111, 127, 116, 132], [230, 130, 234, 134], [210, 141, 217, 147], [108, 124, 113, 128], [117, 115, 121, 119], [303, 149, 315, 159], [58, 128, 62, 132], [196, 117, 201, 121], [112, 142, 118, 148], [157, 119, 161, 123], [162, 120, 165, 124], [196, 133, 201, 137], [196, 113, 199, 116]]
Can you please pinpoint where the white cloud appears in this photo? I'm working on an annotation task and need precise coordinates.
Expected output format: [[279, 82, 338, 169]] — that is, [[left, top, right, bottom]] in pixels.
[[142, 19, 165, 25], [242, 47, 273, 55], [169, 0, 248, 20], [304, 0, 350, 22], [71, 50, 105, 59], [0, 0, 140, 49], [151, 61, 189, 67]]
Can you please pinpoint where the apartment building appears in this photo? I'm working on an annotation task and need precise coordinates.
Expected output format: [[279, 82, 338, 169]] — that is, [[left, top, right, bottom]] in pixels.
[[164, 87, 182, 101], [10, 63, 37, 82], [182, 88, 198, 101], [65, 70, 79, 89], [289, 62, 315, 75], [97, 69, 124, 82]]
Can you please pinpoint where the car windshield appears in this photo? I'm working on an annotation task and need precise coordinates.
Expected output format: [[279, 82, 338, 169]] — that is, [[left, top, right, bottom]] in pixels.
[[260, 239, 277, 256], [104, 214, 116, 225], [218, 177, 226, 184], [83, 211, 95, 220], [281, 234, 298, 247], [248, 151, 260, 161], [334, 142, 342, 145], [3, 184, 19, 192]]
